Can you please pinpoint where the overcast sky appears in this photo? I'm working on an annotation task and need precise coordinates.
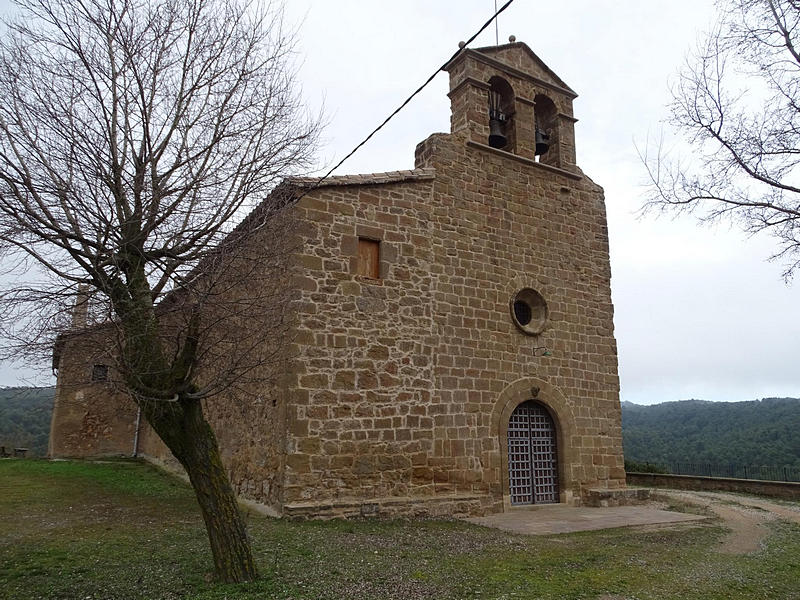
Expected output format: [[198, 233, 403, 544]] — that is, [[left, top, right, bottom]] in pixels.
[[1, 0, 798, 405]]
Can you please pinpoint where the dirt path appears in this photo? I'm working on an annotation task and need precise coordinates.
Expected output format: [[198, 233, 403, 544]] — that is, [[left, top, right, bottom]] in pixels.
[[654, 490, 800, 554]]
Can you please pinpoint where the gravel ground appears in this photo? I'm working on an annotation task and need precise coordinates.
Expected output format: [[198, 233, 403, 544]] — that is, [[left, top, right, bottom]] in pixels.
[[652, 489, 800, 554]]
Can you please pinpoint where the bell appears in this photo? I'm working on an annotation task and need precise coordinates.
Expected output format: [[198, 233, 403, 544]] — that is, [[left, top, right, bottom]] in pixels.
[[489, 118, 507, 149], [535, 127, 550, 156]]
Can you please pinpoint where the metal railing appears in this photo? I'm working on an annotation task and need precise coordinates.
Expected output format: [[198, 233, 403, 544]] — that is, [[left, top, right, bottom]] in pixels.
[[626, 461, 800, 483]]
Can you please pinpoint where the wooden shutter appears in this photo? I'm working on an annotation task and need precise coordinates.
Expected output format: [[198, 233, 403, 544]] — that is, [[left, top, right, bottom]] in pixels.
[[357, 238, 380, 278]]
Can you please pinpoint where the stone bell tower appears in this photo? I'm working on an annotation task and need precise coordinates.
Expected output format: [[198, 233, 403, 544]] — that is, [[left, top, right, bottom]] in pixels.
[[443, 40, 579, 171], [413, 40, 628, 509]]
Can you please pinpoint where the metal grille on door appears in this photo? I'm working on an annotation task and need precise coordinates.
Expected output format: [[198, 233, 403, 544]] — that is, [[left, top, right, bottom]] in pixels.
[[507, 401, 559, 505]]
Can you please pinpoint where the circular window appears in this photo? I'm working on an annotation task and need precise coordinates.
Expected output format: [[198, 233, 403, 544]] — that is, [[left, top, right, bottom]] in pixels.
[[510, 288, 547, 335]]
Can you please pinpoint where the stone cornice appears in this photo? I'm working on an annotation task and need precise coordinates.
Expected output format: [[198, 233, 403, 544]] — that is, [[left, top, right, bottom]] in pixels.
[[448, 76, 490, 99], [466, 141, 582, 180], [446, 49, 579, 100], [449, 77, 538, 110], [517, 96, 536, 107]]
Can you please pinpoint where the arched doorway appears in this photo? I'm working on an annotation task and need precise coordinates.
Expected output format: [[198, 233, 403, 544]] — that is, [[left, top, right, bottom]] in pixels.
[[507, 400, 559, 505]]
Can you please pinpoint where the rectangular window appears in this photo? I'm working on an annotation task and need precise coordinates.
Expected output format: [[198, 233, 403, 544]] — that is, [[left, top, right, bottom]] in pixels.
[[91, 364, 109, 382], [357, 238, 380, 279]]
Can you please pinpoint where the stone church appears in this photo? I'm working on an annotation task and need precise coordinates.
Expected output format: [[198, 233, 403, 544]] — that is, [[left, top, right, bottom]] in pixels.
[[49, 41, 628, 518]]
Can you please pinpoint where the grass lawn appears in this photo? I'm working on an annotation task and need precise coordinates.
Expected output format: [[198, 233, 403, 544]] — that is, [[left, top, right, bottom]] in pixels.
[[1, 459, 799, 599]]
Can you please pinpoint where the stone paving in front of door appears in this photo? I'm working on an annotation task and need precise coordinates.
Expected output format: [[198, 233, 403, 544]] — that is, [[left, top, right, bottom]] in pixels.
[[466, 504, 707, 535]]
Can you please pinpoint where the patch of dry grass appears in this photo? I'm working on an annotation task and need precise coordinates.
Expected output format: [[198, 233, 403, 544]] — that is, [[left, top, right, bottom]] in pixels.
[[1, 459, 799, 599]]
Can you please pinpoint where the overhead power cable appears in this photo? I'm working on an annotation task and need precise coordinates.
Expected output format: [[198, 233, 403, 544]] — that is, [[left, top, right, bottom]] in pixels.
[[297, 0, 517, 196]]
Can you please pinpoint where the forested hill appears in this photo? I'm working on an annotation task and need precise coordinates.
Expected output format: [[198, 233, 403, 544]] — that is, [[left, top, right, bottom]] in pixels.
[[0, 387, 54, 457], [2, 387, 799, 466], [621, 398, 800, 467]]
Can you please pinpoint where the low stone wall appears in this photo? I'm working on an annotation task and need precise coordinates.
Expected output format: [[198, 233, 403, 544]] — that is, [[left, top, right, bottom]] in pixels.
[[283, 493, 498, 520], [627, 472, 800, 501], [583, 487, 651, 507]]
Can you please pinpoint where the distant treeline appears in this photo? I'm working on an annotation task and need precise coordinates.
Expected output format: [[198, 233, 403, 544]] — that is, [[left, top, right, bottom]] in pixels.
[[2, 387, 800, 466], [622, 397, 800, 468], [0, 387, 54, 457]]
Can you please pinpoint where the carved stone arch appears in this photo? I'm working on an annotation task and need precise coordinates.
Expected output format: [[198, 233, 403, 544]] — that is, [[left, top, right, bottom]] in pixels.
[[533, 93, 559, 166], [491, 377, 577, 509], [505, 274, 550, 302], [487, 75, 516, 152]]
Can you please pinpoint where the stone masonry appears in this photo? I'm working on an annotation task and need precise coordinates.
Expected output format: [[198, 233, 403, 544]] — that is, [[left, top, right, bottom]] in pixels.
[[50, 41, 626, 518]]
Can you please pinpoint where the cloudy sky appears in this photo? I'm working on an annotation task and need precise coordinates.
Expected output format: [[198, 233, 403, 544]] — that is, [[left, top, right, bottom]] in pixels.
[[1, 0, 798, 405]]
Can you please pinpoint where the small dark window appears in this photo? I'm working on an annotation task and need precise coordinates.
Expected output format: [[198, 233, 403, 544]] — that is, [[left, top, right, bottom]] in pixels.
[[510, 288, 548, 335], [357, 238, 380, 279], [513, 300, 532, 326], [91, 364, 109, 382]]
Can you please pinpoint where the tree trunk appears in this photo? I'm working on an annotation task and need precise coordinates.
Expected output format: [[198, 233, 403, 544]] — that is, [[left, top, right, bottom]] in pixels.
[[146, 398, 258, 583], [112, 265, 257, 582]]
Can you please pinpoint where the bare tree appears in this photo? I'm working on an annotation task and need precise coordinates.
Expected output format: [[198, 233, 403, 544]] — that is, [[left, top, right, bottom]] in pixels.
[[0, 0, 319, 583], [641, 0, 800, 278]]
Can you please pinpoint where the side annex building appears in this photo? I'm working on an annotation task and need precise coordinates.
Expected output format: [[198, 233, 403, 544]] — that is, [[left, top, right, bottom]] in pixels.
[[50, 42, 629, 518]]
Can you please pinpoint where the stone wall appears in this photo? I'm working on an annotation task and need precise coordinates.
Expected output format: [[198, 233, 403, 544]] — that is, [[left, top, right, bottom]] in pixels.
[[281, 120, 624, 512], [283, 173, 441, 506], [49, 329, 138, 458], [418, 128, 624, 504], [628, 472, 800, 501]]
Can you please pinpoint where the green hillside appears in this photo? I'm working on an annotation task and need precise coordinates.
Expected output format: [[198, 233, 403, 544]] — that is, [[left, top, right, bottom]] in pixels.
[[621, 397, 800, 468], [3, 386, 799, 467], [0, 387, 54, 457]]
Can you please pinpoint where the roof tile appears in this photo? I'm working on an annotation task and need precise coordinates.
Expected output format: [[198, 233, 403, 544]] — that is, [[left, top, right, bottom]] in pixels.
[[288, 168, 435, 189]]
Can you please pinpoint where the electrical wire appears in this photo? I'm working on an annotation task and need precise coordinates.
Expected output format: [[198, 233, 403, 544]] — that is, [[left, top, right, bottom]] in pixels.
[[296, 0, 517, 197]]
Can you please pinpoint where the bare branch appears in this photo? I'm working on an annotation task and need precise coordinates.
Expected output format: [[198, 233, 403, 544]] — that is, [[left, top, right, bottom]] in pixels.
[[0, 0, 320, 581], [641, 0, 800, 277]]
